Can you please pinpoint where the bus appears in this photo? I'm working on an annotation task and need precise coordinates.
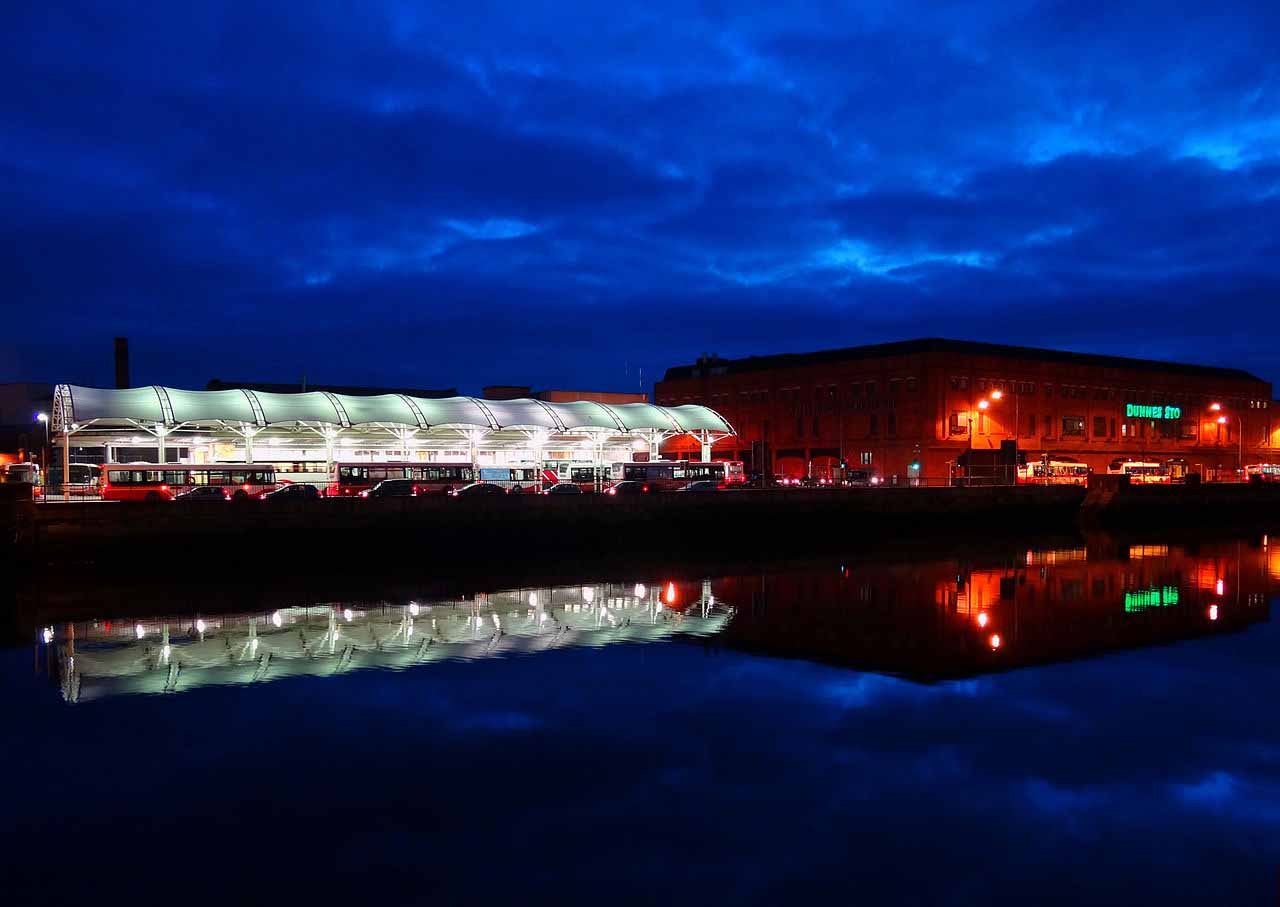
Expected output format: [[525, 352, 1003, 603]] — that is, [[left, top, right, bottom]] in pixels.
[[328, 461, 474, 496], [101, 464, 278, 501], [615, 459, 746, 491], [44, 464, 101, 499], [1244, 463, 1280, 483], [2, 463, 43, 498], [1017, 459, 1091, 485], [478, 465, 554, 493], [1107, 460, 1170, 484]]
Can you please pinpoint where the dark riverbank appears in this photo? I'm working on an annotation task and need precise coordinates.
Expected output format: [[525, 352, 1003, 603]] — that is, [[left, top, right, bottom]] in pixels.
[[6, 481, 1280, 588]]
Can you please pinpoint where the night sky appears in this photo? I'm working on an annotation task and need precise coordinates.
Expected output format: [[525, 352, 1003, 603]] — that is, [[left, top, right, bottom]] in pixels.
[[4, 2, 1279, 393]]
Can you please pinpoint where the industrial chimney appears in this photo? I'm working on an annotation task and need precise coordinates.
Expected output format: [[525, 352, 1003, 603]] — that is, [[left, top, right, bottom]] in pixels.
[[114, 337, 130, 388]]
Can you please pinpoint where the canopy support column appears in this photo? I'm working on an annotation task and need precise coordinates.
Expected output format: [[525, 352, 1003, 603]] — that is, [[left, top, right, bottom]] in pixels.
[[61, 428, 70, 498], [154, 425, 170, 464], [699, 430, 711, 463]]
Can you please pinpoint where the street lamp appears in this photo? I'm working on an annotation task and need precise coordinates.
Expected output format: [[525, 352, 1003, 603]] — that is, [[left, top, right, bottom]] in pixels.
[[1209, 402, 1242, 478], [34, 413, 49, 481]]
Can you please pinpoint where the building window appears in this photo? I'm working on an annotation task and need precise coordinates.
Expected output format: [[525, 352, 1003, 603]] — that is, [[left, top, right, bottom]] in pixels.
[[887, 413, 897, 436], [796, 416, 804, 438], [812, 415, 820, 435], [1044, 384, 1054, 398], [866, 381, 878, 397], [889, 378, 901, 395], [949, 412, 968, 436], [1062, 416, 1085, 437], [949, 376, 968, 391], [869, 414, 879, 436], [1028, 413, 1037, 437], [906, 377, 918, 393], [860, 451, 873, 466], [1093, 416, 1107, 438], [1110, 418, 1117, 438], [1121, 422, 1129, 438]]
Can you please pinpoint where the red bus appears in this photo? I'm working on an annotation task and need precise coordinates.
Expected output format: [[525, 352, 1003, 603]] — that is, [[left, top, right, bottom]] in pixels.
[[616, 459, 745, 491], [328, 461, 474, 497], [101, 464, 278, 501]]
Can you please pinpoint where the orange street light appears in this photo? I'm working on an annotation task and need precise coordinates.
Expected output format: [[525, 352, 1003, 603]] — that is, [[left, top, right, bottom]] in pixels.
[[989, 390, 1003, 400], [1209, 402, 1222, 412], [1217, 415, 1228, 425]]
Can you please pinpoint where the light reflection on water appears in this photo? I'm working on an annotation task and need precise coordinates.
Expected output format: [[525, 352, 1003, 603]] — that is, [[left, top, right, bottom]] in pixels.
[[33, 534, 1278, 702], [7, 532, 1280, 904], [40, 580, 732, 703]]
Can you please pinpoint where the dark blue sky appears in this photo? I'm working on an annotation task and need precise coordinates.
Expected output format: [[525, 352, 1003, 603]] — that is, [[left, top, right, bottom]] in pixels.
[[4, 2, 1279, 393]]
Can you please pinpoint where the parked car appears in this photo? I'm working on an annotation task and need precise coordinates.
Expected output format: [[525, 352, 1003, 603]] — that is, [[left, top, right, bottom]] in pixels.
[[452, 482, 507, 498], [843, 469, 882, 487], [361, 479, 418, 498], [679, 480, 721, 493], [262, 483, 320, 502], [174, 485, 230, 503], [607, 480, 651, 495], [544, 483, 583, 495]]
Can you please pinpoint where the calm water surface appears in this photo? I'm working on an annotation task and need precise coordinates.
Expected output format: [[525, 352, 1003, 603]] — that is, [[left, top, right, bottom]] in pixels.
[[4, 533, 1279, 905]]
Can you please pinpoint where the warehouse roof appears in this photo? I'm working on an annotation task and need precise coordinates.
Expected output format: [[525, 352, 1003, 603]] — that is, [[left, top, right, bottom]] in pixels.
[[662, 338, 1268, 385]]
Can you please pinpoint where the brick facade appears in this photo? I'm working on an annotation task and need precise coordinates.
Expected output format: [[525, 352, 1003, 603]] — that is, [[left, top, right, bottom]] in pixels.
[[655, 339, 1276, 481]]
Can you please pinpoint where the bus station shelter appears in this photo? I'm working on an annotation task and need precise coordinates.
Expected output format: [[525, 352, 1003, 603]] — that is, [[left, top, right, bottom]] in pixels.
[[50, 384, 735, 478]]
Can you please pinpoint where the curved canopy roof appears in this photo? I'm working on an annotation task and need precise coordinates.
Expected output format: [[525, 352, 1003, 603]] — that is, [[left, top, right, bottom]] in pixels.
[[54, 384, 733, 436]]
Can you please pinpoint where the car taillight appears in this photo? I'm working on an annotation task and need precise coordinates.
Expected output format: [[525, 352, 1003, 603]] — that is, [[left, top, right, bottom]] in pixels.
[[607, 487, 616, 495], [359, 490, 369, 498], [412, 486, 419, 494], [643, 485, 649, 492], [223, 492, 231, 500], [161, 484, 168, 491]]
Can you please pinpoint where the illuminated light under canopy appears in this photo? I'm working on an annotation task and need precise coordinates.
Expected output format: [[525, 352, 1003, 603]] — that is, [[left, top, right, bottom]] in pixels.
[[1125, 403, 1181, 420], [1124, 587, 1180, 612]]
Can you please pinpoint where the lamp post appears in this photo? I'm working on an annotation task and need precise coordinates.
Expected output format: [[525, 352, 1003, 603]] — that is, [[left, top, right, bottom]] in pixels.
[[35, 413, 49, 484], [989, 389, 1018, 483], [1209, 402, 1242, 480]]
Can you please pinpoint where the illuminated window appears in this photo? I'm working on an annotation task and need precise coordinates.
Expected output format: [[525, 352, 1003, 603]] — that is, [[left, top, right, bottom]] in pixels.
[[859, 451, 873, 465], [949, 412, 968, 436], [1062, 416, 1085, 437]]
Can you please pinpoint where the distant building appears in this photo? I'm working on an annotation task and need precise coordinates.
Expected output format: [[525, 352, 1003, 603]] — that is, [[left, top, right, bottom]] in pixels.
[[0, 382, 54, 463], [656, 338, 1277, 481], [206, 379, 458, 398], [482, 386, 647, 404]]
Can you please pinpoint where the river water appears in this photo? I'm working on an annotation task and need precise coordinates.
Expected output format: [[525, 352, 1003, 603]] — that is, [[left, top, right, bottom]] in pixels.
[[4, 531, 1278, 904]]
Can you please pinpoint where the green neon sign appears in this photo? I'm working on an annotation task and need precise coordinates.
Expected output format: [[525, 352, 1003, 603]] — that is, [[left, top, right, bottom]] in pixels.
[[1126, 403, 1181, 420], [1124, 586, 1180, 612]]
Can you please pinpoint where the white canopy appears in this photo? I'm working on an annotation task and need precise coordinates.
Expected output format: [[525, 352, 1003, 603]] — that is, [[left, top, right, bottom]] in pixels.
[[54, 384, 733, 436]]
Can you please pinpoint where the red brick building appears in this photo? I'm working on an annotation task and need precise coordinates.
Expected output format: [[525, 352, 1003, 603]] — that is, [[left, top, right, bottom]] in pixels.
[[655, 338, 1277, 481]]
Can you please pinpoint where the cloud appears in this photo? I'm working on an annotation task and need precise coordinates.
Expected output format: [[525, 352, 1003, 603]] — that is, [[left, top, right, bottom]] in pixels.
[[2, 0, 1279, 389]]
